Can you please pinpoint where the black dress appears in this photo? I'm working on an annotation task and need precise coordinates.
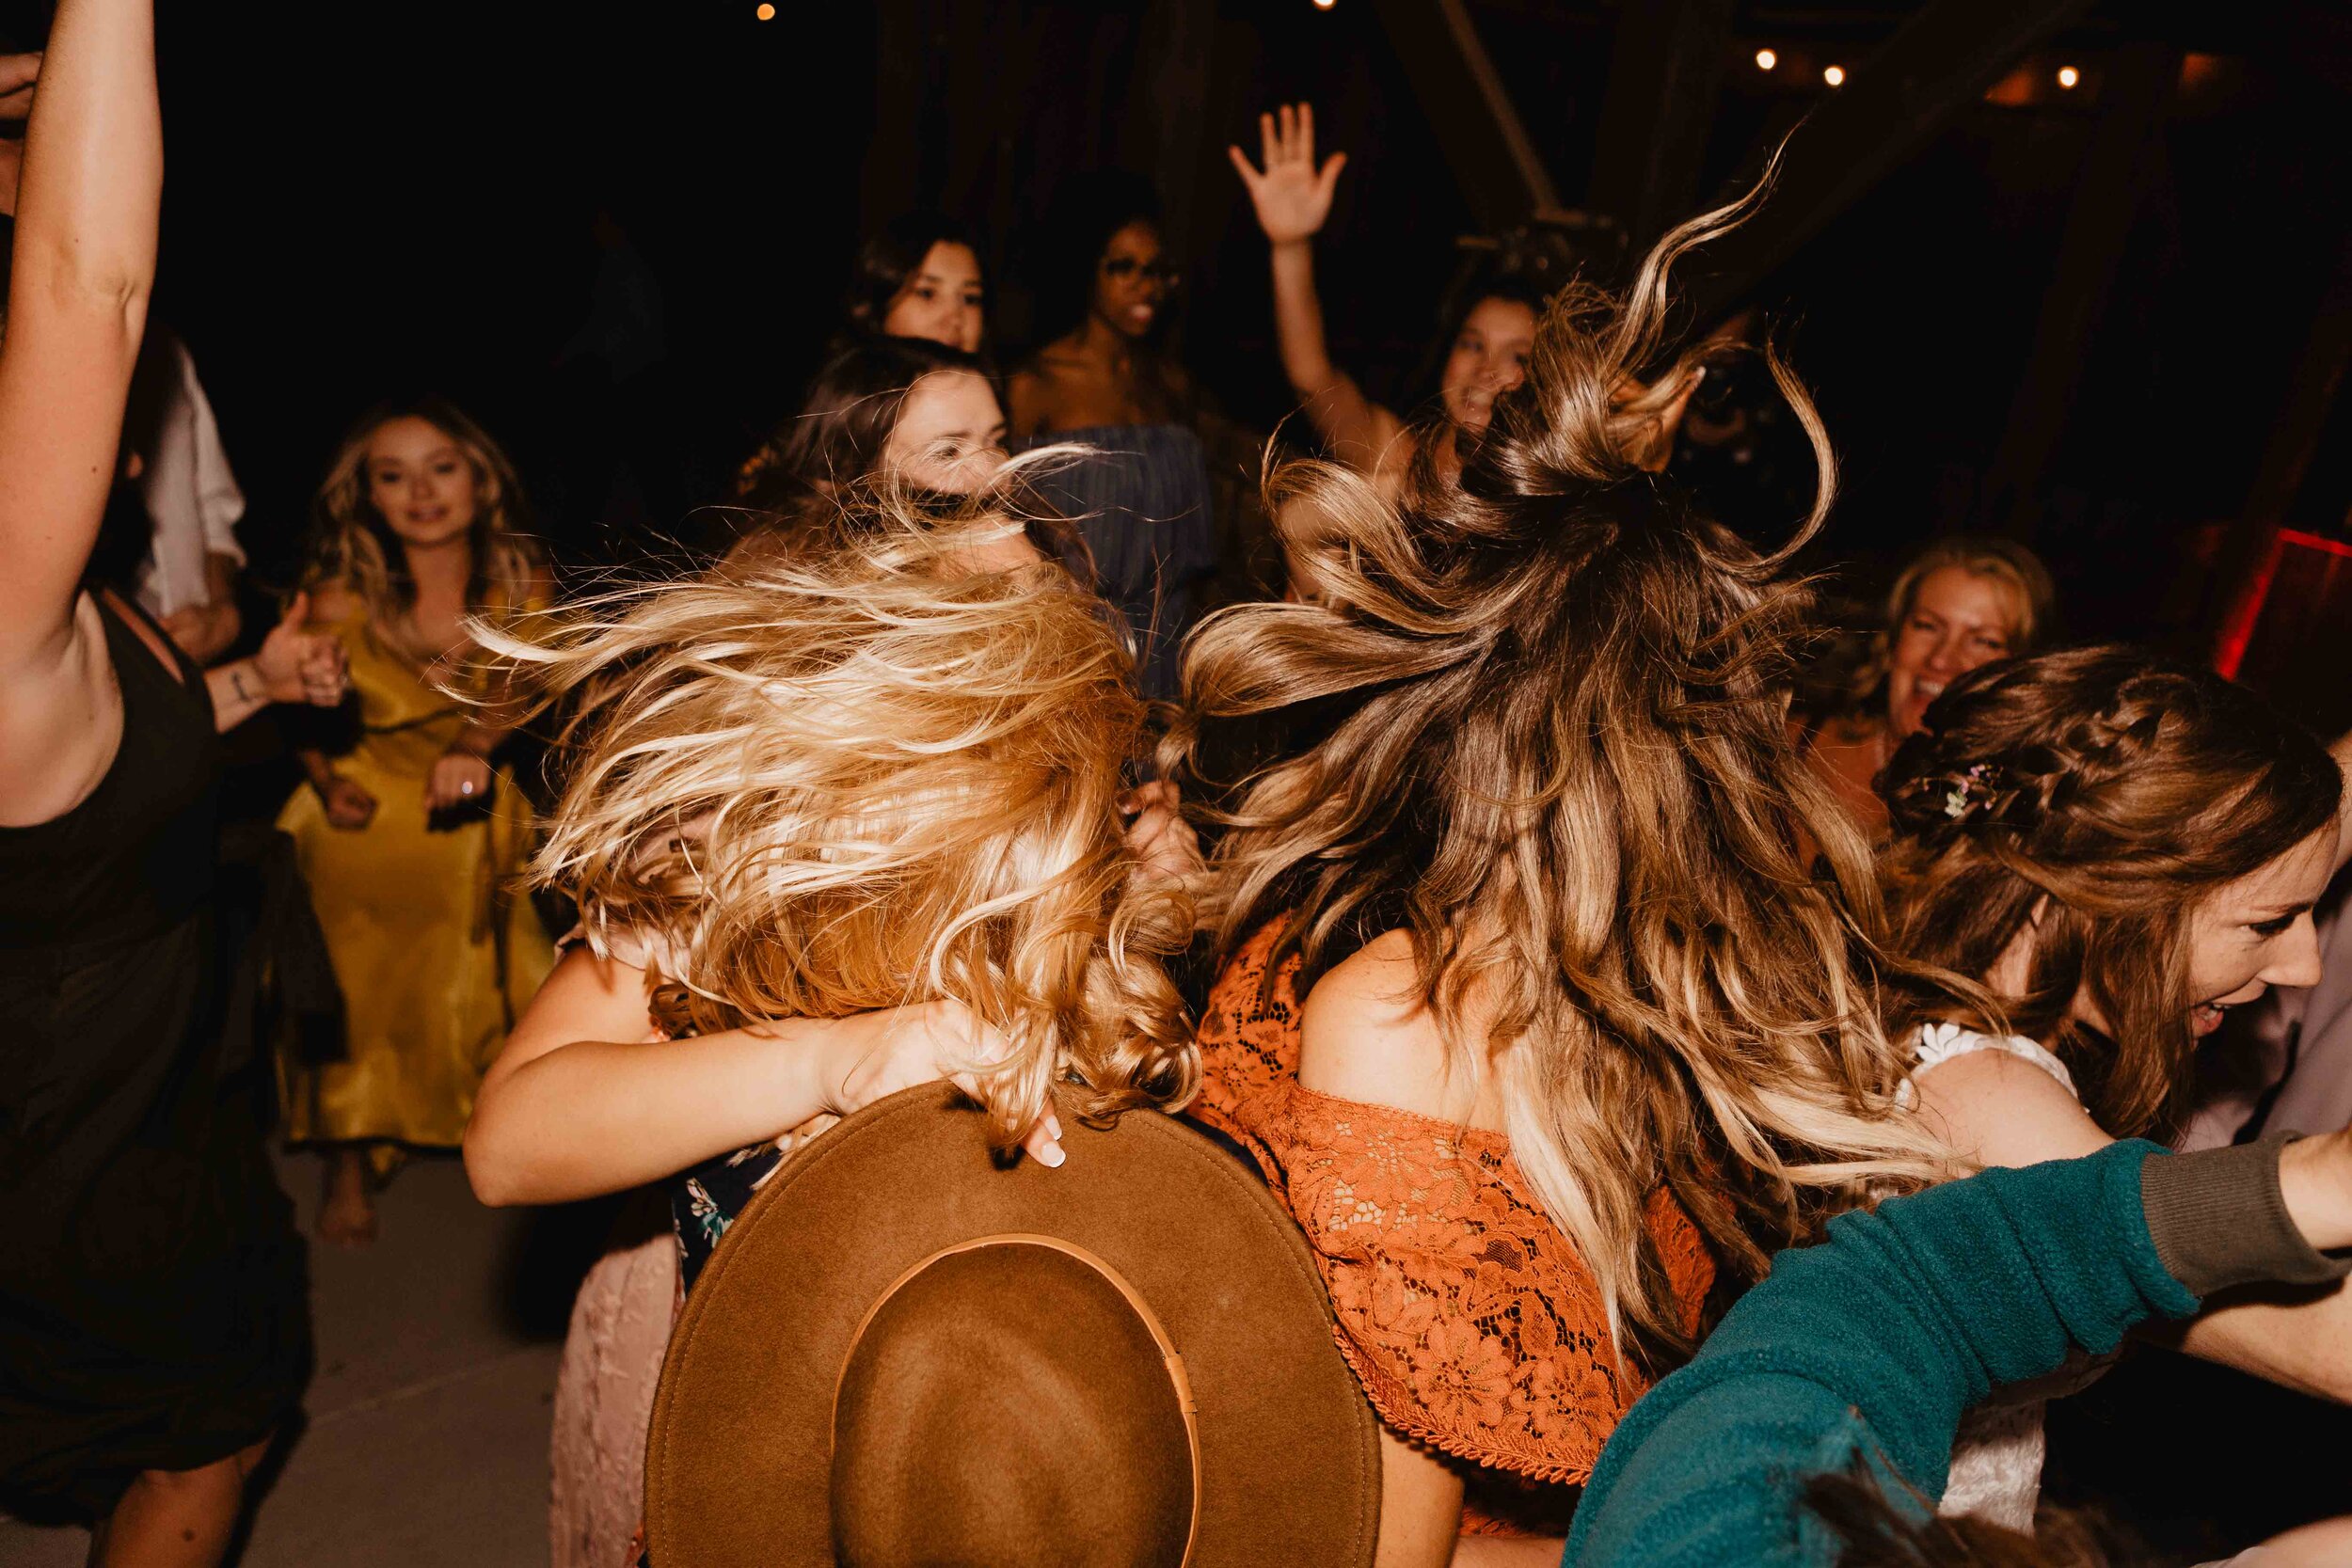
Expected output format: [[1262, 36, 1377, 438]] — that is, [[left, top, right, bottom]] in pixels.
[[0, 593, 310, 1515]]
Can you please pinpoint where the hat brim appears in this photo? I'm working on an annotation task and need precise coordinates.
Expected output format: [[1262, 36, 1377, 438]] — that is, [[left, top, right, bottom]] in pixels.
[[644, 1081, 1381, 1566]]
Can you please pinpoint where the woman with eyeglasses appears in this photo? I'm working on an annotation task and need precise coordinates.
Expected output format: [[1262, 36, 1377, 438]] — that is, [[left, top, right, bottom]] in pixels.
[[1006, 173, 1216, 700]]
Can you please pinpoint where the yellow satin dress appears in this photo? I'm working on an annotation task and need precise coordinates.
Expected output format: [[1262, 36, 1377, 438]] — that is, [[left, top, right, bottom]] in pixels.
[[278, 603, 554, 1160]]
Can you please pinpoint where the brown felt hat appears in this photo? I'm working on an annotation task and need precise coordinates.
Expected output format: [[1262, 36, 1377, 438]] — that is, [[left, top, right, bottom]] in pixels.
[[644, 1082, 1380, 1566]]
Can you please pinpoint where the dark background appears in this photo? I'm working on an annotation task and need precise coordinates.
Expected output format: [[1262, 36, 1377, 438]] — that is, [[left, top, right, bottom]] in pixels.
[[1, 1, 2344, 692], [2, 3, 2348, 1556]]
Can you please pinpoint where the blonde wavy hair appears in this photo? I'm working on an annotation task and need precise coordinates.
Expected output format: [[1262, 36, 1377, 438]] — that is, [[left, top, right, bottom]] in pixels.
[[1171, 179, 1953, 1359], [304, 396, 547, 625], [482, 508, 1196, 1154]]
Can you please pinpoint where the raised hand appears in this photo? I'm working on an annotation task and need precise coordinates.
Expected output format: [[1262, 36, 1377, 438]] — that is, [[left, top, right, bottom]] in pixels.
[[1120, 779, 1202, 884], [251, 592, 350, 707], [1227, 101, 1347, 246]]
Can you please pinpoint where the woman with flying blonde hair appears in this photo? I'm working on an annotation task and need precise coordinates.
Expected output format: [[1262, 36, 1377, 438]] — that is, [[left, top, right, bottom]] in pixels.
[[462, 498, 1197, 1565], [279, 397, 557, 1243], [1173, 185, 1951, 1560], [503, 465, 1195, 1568]]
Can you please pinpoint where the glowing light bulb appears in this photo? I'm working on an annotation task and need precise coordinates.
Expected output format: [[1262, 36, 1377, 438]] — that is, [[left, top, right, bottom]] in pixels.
[[1822, 64, 1846, 87], [1313, 0, 1337, 9], [1755, 48, 1777, 71], [2057, 65, 2080, 88], [755, 2, 774, 16]]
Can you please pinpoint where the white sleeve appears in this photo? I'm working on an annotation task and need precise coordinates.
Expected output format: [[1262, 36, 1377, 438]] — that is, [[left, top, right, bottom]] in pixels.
[[180, 345, 246, 562], [1911, 1021, 2080, 1100]]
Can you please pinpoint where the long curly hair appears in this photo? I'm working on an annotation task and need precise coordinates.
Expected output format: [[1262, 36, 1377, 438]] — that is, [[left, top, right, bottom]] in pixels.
[[304, 396, 546, 624], [1877, 645, 2340, 1140], [1169, 178, 1951, 1360], [482, 511, 1196, 1154]]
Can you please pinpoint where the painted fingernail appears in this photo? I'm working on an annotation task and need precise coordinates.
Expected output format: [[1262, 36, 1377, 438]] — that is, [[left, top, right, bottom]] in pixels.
[[1039, 1141, 1065, 1168], [1047, 1114, 1063, 1140]]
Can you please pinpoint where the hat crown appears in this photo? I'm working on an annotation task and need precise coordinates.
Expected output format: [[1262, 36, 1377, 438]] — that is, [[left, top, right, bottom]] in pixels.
[[832, 1237, 1197, 1566]]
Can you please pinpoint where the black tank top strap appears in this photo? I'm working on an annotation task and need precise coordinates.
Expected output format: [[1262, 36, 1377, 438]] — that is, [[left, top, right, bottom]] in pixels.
[[0, 591, 221, 947], [93, 585, 208, 694]]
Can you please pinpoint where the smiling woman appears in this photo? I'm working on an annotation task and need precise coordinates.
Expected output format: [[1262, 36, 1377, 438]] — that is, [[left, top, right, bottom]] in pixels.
[[277, 397, 556, 1246], [1802, 534, 2058, 843], [1867, 644, 2351, 1524]]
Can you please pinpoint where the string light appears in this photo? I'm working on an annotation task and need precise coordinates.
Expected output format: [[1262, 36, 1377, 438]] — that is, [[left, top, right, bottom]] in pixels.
[[2057, 65, 2080, 88], [1754, 48, 1777, 71], [1822, 64, 1846, 87], [755, 2, 774, 16]]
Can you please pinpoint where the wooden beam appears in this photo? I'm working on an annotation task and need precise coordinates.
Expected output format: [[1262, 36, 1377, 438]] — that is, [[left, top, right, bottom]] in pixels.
[[1685, 0, 2096, 322], [1586, 0, 1736, 252], [1369, 0, 1565, 233], [1984, 41, 2181, 541], [2208, 230, 2352, 676]]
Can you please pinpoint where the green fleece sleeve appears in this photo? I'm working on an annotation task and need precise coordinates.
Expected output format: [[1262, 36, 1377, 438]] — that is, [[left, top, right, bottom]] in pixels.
[[1565, 1141, 2196, 1568]]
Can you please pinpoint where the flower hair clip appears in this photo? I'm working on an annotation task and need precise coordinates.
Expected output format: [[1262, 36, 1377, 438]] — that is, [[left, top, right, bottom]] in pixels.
[[1941, 762, 2003, 822]]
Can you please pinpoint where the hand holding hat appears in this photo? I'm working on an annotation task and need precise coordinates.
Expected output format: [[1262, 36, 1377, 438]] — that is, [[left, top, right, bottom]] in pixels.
[[805, 998, 1066, 1167]]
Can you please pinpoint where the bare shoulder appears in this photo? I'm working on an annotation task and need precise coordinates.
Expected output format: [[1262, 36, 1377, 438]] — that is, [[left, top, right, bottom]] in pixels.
[[1912, 1045, 2109, 1169], [1296, 930, 1468, 1120], [1005, 364, 1054, 437]]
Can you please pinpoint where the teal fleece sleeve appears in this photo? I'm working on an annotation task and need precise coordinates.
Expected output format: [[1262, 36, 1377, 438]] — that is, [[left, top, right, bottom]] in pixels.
[[1565, 1141, 2198, 1568]]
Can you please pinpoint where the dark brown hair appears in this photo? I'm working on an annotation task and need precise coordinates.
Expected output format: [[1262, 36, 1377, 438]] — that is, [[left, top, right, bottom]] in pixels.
[[736, 336, 993, 513], [1878, 645, 2340, 1139], [841, 212, 988, 341]]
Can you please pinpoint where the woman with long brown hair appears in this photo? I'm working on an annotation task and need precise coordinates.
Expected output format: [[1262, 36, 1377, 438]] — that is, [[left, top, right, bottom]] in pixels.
[[1876, 646, 2352, 1496], [279, 397, 557, 1243], [1173, 187, 1946, 1560]]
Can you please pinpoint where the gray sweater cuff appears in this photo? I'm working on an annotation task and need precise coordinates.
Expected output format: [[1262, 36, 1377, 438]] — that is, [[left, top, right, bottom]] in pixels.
[[2142, 1134, 2352, 1299]]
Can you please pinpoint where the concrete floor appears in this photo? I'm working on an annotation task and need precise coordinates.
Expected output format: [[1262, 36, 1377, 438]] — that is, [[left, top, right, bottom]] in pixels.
[[1, 1150, 593, 1568]]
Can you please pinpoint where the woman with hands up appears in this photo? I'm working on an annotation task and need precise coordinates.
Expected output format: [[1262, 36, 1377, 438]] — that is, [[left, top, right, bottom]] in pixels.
[[1230, 103, 1542, 492], [0, 7, 328, 1560]]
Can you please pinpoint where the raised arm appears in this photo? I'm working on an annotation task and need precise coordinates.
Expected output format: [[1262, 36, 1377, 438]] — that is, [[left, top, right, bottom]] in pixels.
[[1228, 103, 1399, 470], [0, 0, 160, 671]]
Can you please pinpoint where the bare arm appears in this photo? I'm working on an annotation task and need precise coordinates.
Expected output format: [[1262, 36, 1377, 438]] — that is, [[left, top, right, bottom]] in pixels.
[[1228, 103, 1400, 470], [1915, 1049, 2352, 1401], [201, 590, 347, 732], [465, 945, 1063, 1207], [0, 0, 160, 673]]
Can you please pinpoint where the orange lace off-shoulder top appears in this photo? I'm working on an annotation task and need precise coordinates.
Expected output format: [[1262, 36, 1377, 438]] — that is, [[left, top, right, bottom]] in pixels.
[[1193, 923, 1717, 1535]]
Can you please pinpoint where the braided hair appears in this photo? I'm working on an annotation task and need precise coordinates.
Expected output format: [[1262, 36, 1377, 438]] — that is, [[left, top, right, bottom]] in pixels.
[[1878, 645, 2340, 1138]]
